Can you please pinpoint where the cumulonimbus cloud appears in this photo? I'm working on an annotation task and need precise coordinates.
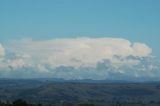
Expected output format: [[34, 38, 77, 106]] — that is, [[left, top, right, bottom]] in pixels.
[[0, 37, 159, 80], [7, 37, 152, 67]]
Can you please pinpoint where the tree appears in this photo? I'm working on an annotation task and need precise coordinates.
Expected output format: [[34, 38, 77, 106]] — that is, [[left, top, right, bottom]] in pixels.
[[13, 99, 27, 106], [78, 103, 96, 106]]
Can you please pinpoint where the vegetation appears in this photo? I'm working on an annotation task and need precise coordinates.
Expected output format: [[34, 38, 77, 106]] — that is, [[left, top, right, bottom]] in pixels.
[[1, 79, 160, 106], [0, 99, 160, 106]]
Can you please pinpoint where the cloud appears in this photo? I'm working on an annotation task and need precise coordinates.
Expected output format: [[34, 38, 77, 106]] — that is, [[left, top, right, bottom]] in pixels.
[[7, 38, 152, 68], [0, 44, 5, 57], [0, 37, 159, 81]]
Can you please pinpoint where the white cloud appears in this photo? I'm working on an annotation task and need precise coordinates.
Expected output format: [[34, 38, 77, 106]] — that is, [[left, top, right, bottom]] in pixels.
[[0, 44, 5, 57], [132, 43, 152, 57], [0, 37, 158, 80], [7, 37, 152, 68]]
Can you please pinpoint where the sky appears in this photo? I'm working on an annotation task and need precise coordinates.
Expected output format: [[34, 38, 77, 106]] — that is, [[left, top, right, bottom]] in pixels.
[[0, 0, 160, 81]]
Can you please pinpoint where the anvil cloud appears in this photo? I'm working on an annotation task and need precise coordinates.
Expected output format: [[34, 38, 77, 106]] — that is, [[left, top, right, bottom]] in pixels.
[[0, 37, 159, 80]]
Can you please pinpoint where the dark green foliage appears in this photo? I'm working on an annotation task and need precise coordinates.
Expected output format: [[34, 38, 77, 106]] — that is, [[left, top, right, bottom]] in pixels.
[[13, 99, 27, 106], [62, 101, 73, 106], [1, 99, 160, 106], [78, 103, 96, 106], [37, 104, 43, 106]]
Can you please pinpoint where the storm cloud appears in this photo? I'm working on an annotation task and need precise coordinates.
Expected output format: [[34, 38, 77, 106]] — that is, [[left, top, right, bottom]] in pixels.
[[0, 37, 159, 81]]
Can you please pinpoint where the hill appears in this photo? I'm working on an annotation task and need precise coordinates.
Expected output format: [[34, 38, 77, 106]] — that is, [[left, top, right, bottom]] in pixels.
[[0, 79, 160, 106]]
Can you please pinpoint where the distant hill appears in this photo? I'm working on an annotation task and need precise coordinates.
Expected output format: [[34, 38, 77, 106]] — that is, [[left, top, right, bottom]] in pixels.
[[0, 79, 160, 105]]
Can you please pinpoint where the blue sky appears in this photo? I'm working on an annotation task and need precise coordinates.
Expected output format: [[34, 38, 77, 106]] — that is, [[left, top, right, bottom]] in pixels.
[[0, 0, 160, 80]]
